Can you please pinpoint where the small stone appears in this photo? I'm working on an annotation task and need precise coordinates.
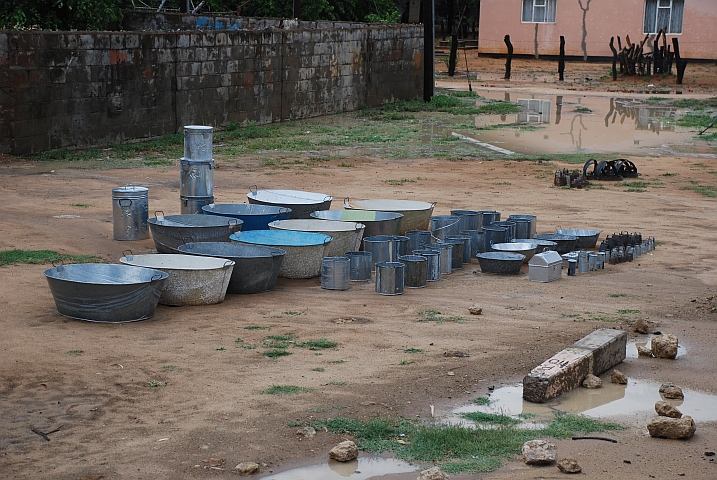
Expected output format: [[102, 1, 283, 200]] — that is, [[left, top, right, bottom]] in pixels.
[[651, 334, 678, 359], [329, 440, 359, 462], [633, 318, 656, 334], [296, 426, 316, 438], [662, 386, 685, 400], [202, 458, 225, 468], [234, 462, 260, 475], [417, 466, 450, 480], [637, 345, 653, 357], [522, 439, 557, 465], [659, 382, 676, 393], [611, 369, 628, 384], [557, 458, 582, 473], [582, 374, 602, 389], [468, 304, 482, 315], [655, 400, 683, 418], [647, 416, 696, 439]]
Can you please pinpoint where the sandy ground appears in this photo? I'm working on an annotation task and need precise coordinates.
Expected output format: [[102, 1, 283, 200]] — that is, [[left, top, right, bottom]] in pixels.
[[1, 55, 717, 480]]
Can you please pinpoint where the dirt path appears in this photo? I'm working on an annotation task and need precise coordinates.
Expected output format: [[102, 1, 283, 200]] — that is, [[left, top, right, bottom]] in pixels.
[[1, 57, 717, 479]]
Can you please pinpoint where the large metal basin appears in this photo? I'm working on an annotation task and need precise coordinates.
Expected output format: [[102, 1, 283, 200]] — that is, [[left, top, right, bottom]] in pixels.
[[310, 210, 402, 240], [246, 189, 332, 219], [475, 252, 525, 275], [178, 242, 285, 294], [202, 204, 291, 230], [120, 254, 234, 306], [556, 229, 602, 249], [533, 233, 578, 255], [344, 198, 434, 235], [491, 242, 538, 263], [148, 214, 242, 254], [230, 230, 331, 279], [44, 263, 168, 323], [269, 219, 364, 257], [513, 238, 557, 252]]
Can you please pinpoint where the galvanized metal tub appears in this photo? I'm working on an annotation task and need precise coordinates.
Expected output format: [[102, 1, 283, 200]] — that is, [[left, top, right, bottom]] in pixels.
[[311, 209, 402, 240], [375, 262, 405, 296], [482, 225, 508, 250], [476, 252, 525, 275], [120, 253, 234, 306], [321, 257, 350, 291], [268, 219, 364, 258], [180, 158, 214, 197], [556, 229, 602, 249], [344, 198, 434, 235], [345, 251, 372, 282], [184, 125, 213, 161], [112, 186, 149, 241], [461, 230, 486, 257], [450, 210, 481, 231], [177, 242, 285, 294], [491, 221, 517, 242], [508, 214, 537, 238], [412, 249, 440, 281], [44, 263, 168, 323], [393, 235, 409, 258], [398, 255, 427, 288], [430, 215, 461, 242], [433, 243, 453, 275], [447, 234, 472, 264], [479, 210, 501, 229], [508, 217, 532, 240], [363, 235, 393, 270], [148, 213, 241, 253], [230, 230, 331, 279], [180, 195, 214, 215], [247, 188, 332, 219], [406, 230, 432, 252], [513, 238, 557, 251], [491, 242, 538, 263], [202, 203, 291, 230], [533, 233, 578, 255], [442, 238, 464, 269]]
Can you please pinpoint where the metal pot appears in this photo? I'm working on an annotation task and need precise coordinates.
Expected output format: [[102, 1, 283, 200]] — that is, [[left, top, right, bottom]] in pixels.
[[247, 188, 332, 219], [344, 198, 435, 235], [533, 233, 578, 255], [44, 263, 168, 323], [178, 242, 286, 294], [268, 219, 364, 257], [556, 229, 602, 249], [120, 254, 234, 306], [202, 203, 292, 230], [148, 213, 242, 254], [475, 252, 525, 275]]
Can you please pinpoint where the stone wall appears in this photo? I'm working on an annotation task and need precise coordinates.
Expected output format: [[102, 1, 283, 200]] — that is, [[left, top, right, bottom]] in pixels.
[[0, 18, 423, 155]]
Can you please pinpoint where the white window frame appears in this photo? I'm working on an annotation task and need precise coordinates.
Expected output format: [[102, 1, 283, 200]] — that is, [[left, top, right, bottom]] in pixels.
[[521, 0, 557, 24], [643, 0, 684, 34]]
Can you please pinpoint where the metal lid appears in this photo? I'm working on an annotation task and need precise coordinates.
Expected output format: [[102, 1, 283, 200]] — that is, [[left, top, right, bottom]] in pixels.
[[112, 186, 148, 197], [529, 250, 562, 266]]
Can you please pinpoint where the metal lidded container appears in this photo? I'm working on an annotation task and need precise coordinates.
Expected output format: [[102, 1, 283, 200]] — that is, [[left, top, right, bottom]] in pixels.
[[184, 125, 213, 161], [180, 158, 215, 197], [181, 195, 214, 215], [112, 185, 149, 241], [528, 250, 563, 283]]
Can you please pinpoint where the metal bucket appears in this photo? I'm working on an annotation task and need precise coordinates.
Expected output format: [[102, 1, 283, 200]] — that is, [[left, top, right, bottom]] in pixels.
[[434, 243, 453, 275], [321, 257, 350, 291], [443, 238, 464, 269], [508, 218, 532, 240], [363, 235, 393, 270], [248, 188, 332, 219], [412, 249, 440, 281], [447, 235, 472, 264], [508, 214, 537, 238], [112, 186, 149, 241], [491, 221, 517, 242], [311, 210, 402, 240], [430, 216, 461, 242], [375, 262, 405, 296], [479, 210, 501, 228], [392, 235, 410, 260], [345, 251, 372, 282], [460, 230, 485, 257], [398, 255, 427, 288], [181, 195, 214, 215], [483, 225, 508, 249], [450, 210, 481, 231], [406, 230, 432, 252], [184, 125, 213, 161], [180, 158, 215, 197]]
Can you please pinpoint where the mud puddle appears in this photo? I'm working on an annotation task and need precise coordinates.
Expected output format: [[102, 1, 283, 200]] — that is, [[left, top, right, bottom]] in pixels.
[[626, 336, 687, 358], [259, 456, 415, 479]]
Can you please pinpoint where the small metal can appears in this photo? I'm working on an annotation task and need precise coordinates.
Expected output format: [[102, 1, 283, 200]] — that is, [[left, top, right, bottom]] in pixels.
[[568, 259, 577, 276], [112, 186, 149, 241]]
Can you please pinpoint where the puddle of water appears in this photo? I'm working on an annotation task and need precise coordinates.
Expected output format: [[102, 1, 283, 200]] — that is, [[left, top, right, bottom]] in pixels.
[[448, 378, 717, 429], [259, 456, 415, 479], [457, 89, 701, 155], [626, 336, 687, 359]]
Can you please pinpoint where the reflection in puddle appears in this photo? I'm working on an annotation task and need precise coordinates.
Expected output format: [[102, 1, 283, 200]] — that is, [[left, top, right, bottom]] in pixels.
[[260, 456, 415, 479], [447, 378, 717, 429], [626, 336, 687, 359], [463, 89, 698, 155]]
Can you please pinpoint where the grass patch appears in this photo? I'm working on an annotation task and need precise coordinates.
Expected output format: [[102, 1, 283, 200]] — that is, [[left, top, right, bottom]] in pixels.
[[296, 338, 338, 350], [385, 178, 417, 186], [313, 413, 623, 474], [70, 203, 93, 208], [417, 309, 467, 324], [401, 348, 424, 354], [573, 107, 593, 113], [266, 333, 296, 341], [66, 349, 84, 355], [260, 385, 312, 396], [311, 367, 325, 372], [608, 293, 628, 298], [327, 381, 347, 386], [676, 114, 714, 128], [263, 349, 292, 358], [244, 325, 271, 330], [214, 347, 226, 351], [283, 310, 304, 316], [147, 381, 166, 387], [473, 397, 491, 406], [462, 412, 520, 426], [399, 359, 415, 365], [0, 249, 104, 266], [681, 183, 717, 197], [329, 360, 346, 364], [660, 172, 678, 177], [241, 344, 258, 350], [262, 340, 291, 348]]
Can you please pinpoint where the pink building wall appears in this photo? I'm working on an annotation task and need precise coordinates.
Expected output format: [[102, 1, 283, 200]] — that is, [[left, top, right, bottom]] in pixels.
[[478, 0, 717, 60]]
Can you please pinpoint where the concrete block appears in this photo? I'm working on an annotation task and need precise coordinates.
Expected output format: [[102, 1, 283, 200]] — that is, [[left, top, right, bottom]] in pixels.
[[523, 329, 627, 403]]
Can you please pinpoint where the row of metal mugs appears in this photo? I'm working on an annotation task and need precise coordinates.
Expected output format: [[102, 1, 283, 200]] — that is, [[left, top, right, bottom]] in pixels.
[[561, 237, 656, 275]]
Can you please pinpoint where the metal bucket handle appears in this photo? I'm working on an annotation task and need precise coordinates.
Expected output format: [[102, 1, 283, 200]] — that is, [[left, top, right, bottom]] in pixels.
[[223, 260, 233, 267], [155, 210, 165, 222], [122, 249, 134, 260], [51, 259, 65, 269], [181, 235, 195, 245], [118, 198, 132, 207], [433, 218, 460, 231], [343, 197, 351, 208], [249, 185, 258, 195], [323, 195, 332, 202], [279, 207, 291, 215], [151, 272, 164, 281], [431, 202, 437, 208], [323, 237, 332, 245]]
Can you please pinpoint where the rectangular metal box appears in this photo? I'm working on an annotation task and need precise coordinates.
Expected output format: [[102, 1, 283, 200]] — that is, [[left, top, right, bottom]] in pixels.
[[529, 250, 563, 283]]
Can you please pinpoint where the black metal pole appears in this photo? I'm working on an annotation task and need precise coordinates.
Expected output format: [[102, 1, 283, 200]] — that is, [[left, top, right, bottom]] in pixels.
[[423, 0, 435, 102]]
